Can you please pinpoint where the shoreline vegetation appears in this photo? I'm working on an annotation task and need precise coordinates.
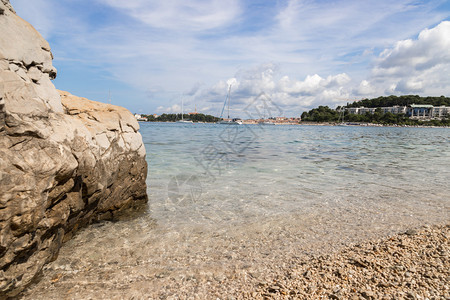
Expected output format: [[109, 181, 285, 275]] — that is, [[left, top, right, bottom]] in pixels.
[[138, 120, 450, 129], [139, 95, 450, 127], [301, 107, 450, 127], [301, 95, 450, 127], [140, 120, 450, 128], [142, 113, 221, 123], [300, 122, 450, 128]]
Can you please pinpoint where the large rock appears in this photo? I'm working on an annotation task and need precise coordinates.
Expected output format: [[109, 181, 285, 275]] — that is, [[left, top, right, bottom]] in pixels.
[[0, 1, 148, 297]]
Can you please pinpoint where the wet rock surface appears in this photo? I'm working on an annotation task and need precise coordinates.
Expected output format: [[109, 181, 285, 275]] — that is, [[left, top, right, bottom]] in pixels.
[[0, 1, 148, 297]]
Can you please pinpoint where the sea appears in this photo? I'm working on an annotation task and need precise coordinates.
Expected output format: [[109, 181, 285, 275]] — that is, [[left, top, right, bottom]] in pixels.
[[23, 122, 450, 298], [144, 122, 449, 232]]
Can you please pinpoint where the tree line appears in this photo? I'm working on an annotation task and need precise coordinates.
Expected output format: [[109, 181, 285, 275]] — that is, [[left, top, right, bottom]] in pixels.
[[300, 95, 450, 126], [142, 113, 221, 123], [345, 95, 450, 108]]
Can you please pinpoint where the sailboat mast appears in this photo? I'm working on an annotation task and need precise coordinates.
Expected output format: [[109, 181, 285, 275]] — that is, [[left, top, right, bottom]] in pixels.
[[227, 84, 232, 119], [263, 101, 266, 120], [181, 98, 184, 121]]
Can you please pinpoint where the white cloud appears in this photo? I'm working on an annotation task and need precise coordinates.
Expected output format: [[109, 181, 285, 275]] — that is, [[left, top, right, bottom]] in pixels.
[[355, 80, 375, 95], [97, 0, 241, 31], [9, 0, 450, 115], [374, 21, 450, 76], [324, 73, 352, 87], [277, 73, 350, 96], [371, 21, 450, 95], [156, 104, 181, 114], [226, 78, 238, 87], [395, 79, 424, 93], [273, 0, 443, 49], [278, 74, 322, 96], [195, 64, 353, 116], [194, 19, 450, 114]]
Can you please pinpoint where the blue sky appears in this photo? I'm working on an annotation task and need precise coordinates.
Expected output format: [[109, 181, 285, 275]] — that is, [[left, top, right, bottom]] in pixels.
[[10, 0, 450, 117]]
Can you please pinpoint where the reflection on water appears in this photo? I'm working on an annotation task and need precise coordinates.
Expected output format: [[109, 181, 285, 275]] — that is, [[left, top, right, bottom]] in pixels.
[[23, 123, 450, 298]]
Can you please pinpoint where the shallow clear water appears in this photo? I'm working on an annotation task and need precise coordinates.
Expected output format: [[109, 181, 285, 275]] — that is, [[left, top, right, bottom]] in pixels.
[[23, 123, 450, 298], [145, 123, 449, 231]]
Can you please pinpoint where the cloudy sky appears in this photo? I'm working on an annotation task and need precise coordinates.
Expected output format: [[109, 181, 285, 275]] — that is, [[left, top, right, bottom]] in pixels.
[[10, 0, 450, 117]]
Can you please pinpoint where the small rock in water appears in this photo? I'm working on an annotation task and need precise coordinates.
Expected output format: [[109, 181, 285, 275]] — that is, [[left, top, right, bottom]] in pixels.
[[405, 229, 417, 236]]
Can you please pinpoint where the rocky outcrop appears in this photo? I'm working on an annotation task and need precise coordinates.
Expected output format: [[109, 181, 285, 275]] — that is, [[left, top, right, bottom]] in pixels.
[[0, 1, 148, 297]]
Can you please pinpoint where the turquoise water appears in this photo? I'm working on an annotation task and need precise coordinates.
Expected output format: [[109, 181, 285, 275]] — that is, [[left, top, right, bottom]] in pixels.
[[23, 123, 450, 298], [142, 122, 449, 232]]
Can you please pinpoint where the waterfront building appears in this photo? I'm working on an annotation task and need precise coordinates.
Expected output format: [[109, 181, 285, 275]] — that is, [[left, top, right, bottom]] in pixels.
[[134, 113, 147, 121], [344, 104, 449, 119], [409, 104, 433, 118], [430, 106, 450, 118], [347, 107, 377, 115], [383, 106, 408, 114]]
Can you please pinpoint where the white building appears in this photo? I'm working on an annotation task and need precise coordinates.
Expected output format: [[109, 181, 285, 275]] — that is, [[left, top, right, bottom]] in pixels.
[[345, 104, 449, 119], [430, 106, 450, 118], [134, 114, 147, 121]]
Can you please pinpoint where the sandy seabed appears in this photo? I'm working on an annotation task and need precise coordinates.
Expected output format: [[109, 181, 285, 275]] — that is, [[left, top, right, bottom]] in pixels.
[[19, 211, 448, 300]]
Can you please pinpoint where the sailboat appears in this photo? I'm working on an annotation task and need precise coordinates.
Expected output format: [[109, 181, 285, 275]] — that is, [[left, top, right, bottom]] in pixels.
[[177, 98, 193, 123], [337, 106, 348, 126], [217, 84, 242, 125]]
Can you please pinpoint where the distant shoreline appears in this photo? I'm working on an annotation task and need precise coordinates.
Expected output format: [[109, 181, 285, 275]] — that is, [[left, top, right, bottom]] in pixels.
[[299, 122, 450, 128], [138, 120, 449, 128]]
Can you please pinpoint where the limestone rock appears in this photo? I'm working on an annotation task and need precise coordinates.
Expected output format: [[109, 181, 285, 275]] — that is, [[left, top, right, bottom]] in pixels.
[[0, 0, 61, 115], [0, 1, 148, 297], [0, 0, 14, 14]]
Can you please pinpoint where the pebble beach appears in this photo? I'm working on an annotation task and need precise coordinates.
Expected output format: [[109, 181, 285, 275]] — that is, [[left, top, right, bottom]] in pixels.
[[20, 222, 448, 299], [254, 223, 449, 299]]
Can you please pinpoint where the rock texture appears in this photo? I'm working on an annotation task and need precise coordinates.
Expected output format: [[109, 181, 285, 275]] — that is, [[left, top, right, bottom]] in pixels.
[[0, 1, 148, 297]]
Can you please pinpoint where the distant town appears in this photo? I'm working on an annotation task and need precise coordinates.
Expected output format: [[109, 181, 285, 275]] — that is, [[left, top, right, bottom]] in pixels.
[[134, 112, 301, 125], [135, 95, 450, 127]]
